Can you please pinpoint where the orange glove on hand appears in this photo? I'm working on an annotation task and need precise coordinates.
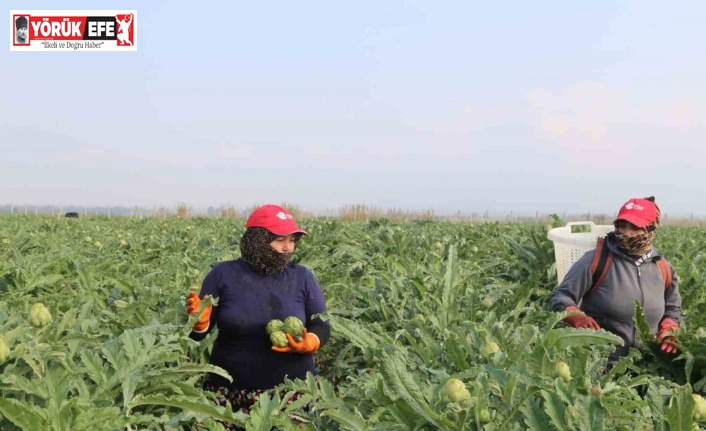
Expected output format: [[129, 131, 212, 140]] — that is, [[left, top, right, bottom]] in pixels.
[[271, 328, 320, 354], [186, 291, 212, 333], [657, 318, 679, 354], [562, 306, 601, 330]]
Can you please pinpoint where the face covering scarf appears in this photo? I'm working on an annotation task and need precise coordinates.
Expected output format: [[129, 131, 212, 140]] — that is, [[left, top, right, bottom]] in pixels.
[[239, 227, 294, 276], [613, 229, 656, 258]]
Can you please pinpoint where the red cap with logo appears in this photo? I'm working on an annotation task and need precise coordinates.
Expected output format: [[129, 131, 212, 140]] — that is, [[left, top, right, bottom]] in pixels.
[[614, 198, 658, 228], [245, 205, 307, 236]]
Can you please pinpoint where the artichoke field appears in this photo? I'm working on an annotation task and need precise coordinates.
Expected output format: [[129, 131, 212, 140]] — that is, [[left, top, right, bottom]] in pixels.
[[1, 215, 706, 430]]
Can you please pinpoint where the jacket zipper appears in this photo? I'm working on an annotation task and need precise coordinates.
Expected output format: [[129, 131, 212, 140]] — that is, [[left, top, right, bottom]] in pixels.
[[637, 266, 644, 305]]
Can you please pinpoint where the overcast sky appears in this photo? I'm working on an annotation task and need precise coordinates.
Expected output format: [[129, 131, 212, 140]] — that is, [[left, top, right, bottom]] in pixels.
[[2, 1, 705, 216]]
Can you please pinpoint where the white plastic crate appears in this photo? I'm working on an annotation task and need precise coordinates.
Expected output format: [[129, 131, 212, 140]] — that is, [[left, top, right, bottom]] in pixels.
[[547, 222, 614, 283]]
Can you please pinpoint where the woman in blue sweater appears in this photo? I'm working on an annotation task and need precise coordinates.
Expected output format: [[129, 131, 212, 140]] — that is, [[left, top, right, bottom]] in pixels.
[[186, 205, 330, 426]]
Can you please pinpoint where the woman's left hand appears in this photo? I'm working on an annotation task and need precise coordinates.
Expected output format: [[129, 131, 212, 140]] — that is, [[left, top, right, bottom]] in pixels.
[[657, 318, 679, 354], [272, 328, 320, 354]]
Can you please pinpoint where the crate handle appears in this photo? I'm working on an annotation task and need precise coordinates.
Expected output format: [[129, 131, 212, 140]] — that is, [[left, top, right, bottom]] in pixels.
[[565, 221, 596, 228]]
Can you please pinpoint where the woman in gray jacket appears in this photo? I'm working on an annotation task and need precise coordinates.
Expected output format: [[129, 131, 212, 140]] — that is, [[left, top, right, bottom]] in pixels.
[[549, 197, 682, 360]]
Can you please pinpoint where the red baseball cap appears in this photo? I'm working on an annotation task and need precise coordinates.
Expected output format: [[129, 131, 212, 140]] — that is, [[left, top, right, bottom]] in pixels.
[[614, 198, 658, 228], [245, 205, 307, 236]]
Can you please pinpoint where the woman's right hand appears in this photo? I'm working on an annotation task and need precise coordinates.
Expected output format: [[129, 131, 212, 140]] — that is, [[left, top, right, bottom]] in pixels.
[[562, 306, 600, 330], [186, 291, 212, 332]]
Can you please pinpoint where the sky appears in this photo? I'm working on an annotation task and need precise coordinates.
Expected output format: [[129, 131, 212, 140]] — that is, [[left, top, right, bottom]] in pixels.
[[2, 1, 705, 216]]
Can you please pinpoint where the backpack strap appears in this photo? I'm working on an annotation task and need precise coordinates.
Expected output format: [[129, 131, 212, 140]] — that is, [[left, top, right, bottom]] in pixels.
[[586, 237, 612, 300], [656, 258, 673, 290], [586, 237, 673, 301]]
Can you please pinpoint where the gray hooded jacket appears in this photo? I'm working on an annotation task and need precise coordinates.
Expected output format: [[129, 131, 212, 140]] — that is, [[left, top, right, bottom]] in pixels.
[[549, 235, 682, 355]]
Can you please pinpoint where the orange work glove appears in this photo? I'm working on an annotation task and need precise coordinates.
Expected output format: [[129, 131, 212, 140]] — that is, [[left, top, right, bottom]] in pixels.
[[186, 291, 212, 333], [657, 318, 679, 354], [562, 306, 601, 330], [271, 328, 320, 354]]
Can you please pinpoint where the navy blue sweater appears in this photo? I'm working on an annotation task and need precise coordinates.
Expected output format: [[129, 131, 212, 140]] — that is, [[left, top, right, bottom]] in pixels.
[[191, 259, 329, 390]]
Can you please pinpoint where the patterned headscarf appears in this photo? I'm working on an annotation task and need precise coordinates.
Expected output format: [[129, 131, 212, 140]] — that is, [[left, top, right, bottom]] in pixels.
[[239, 227, 295, 275], [613, 230, 655, 258], [613, 196, 660, 258]]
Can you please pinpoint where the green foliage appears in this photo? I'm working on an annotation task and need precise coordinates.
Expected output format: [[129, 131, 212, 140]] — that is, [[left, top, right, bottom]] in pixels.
[[0, 215, 705, 430]]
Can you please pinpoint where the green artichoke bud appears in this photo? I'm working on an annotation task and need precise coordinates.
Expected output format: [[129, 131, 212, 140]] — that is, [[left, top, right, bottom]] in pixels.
[[478, 408, 491, 424], [113, 300, 129, 309], [283, 316, 304, 341], [480, 341, 500, 356], [0, 337, 9, 362], [694, 394, 706, 422], [555, 361, 572, 383], [29, 303, 52, 327], [266, 319, 284, 335], [270, 331, 289, 347], [441, 378, 471, 403]]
